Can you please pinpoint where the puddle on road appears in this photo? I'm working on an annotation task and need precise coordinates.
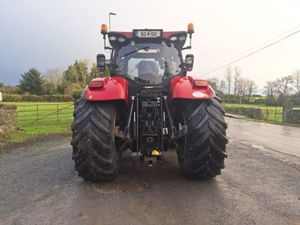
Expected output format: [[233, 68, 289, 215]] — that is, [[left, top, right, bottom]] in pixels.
[[91, 159, 155, 194], [81, 151, 184, 194], [92, 179, 152, 194]]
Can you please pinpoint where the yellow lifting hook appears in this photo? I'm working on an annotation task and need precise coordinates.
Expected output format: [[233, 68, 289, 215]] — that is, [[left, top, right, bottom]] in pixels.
[[151, 149, 160, 156]]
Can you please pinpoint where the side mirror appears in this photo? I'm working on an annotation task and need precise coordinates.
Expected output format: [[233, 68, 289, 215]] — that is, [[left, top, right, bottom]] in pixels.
[[185, 54, 194, 72], [96, 54, 106, 71]]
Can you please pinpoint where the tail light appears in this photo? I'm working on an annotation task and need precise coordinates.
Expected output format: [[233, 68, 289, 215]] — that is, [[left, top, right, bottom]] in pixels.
[[194, 80, 208, 88], [89, 80, 104, 89]]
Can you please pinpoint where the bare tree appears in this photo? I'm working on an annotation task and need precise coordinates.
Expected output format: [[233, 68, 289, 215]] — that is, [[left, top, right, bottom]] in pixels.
[[273, 75, 294, 99], [243, 79, 257, 101], [207, 77, 219, 91], [292, 70, 300, 95], [236, 77, 245, 95], [233, 66, 241, 96], [224, 66, 232, 95], [43, 68, 63, 87], [219, 79, 227, 93], [264, 80, 276, 97]]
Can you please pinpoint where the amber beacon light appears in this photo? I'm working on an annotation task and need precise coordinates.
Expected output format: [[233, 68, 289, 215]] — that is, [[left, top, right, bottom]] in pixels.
[[187, 23, 194, 34], [101, 24, 108, 34]]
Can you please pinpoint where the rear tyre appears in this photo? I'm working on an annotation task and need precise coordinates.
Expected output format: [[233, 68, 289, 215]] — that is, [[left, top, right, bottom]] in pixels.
[[71, 98, 120, 181], [177, 97, 228, 178]]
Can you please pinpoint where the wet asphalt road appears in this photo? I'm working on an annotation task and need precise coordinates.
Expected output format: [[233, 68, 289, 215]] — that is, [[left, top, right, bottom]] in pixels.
[[0, 118, 300, 225]]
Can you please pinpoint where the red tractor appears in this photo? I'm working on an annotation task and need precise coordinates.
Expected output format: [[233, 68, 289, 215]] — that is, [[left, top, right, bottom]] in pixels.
[[71, 23, 228, 181]]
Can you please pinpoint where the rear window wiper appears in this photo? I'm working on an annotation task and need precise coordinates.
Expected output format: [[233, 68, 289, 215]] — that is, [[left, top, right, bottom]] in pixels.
[[122, 46, 150, 58]]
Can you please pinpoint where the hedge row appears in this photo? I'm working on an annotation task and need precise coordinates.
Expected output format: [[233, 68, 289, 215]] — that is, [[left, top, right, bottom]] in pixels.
[[2, 94, 74, 102], [223, 96, 267, 105]]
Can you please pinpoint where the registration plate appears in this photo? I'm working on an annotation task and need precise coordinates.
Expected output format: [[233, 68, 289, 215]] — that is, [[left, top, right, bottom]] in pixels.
[[135, 30, 162, 38]]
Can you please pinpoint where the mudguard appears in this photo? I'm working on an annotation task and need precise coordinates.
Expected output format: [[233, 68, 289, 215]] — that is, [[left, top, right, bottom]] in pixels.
[[84, 76, 128, 103], [170, 76, 213, 100]]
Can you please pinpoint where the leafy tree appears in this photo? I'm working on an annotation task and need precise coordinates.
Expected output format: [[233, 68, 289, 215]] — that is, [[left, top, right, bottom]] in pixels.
[[64, 64, 78, 84], [42, 81, 56, 95], [19, 68, 44, 95], [75, 60, 89, 86], [61, 60, 89, 95], [89, 63, 99, 81], [102, 66, 110, 77], [63, 60, 90, 86], [55, 59, 111, 95]]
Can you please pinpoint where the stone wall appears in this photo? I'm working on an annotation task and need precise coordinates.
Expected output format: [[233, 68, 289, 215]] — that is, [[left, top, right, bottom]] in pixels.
[[224, 106, 264, 120], [285, 109, 300, 124], [0, 105, 17, 134]]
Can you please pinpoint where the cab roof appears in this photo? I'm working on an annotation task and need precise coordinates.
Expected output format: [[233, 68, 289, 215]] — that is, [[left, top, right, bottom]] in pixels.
[[107, 30, 188, 48]]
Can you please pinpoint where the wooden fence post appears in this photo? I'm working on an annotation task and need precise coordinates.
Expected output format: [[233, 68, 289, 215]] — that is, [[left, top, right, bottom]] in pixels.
[[36, 105, 39, 124], [282, 103, 293, 123], [57, 104, 59, 122]]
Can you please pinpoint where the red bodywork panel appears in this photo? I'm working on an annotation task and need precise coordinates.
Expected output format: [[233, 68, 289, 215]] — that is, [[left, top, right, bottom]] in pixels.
[[85, 76, 128, 103], [170, 76, 213, 100], [85, 75, 212, 103]]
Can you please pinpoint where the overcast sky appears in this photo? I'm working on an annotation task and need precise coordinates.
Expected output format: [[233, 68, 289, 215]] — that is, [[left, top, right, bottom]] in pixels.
[[0, 0, 300, 90]]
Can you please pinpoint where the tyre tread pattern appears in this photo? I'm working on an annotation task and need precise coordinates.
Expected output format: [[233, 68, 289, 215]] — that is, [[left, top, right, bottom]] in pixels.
[[178, 97, 228, 178], [71, 98, 119, 181]]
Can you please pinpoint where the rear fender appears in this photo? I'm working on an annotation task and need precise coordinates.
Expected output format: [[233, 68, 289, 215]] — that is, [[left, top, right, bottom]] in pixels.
[[170, 76, 214, 100], [84, 76, 128, 104]]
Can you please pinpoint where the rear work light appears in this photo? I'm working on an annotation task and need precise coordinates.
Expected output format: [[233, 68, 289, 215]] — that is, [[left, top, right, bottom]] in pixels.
[[89, 80, 104, 89], [194, 80, 208, 88]]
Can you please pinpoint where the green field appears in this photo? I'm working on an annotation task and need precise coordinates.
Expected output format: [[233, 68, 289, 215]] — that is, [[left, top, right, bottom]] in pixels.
[[0, 102, 74, 147]]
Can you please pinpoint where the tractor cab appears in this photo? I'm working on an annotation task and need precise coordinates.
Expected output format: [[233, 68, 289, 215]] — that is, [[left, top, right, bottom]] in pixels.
[[97, 25, 195, 85]]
